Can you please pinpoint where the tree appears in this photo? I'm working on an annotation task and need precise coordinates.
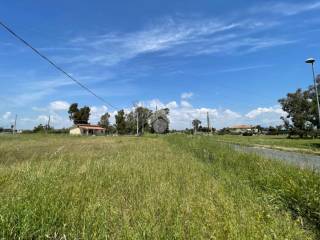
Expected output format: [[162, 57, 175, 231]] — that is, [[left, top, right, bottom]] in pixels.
[[33, 124, 46, 133], [135, 106, 152, 134], [99, 113, 110, 128], [125, 111, 136, 134], [68, 103, 91, 124], [68, 103, 79, 121], [279, 88, 316, 138], [256, 125, 263, 134], [192, 119, 201, 134], [115, 110, 126, 135], [218, 128, 231, 135], [78, 106, 90, 124]]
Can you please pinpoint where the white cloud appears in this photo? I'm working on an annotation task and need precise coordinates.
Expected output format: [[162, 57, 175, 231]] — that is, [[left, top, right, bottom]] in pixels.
[[218, 64, 273, 73], [37, 115, 49, 123], [166, 101, 178, 109], [49, 101, 70, 111], [181, 100, 193, 108], [181, 92, 193, 99], [224, 109, 242, 119], [2, 112, 11, 120], [55, 16, 294, 67], [245, 106, 286, 119], [90, 105, 108, 123], [148, 99, 166, 110]]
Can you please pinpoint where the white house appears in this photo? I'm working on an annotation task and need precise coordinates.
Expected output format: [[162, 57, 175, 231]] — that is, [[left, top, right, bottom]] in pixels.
[[229, 125, 258, 134], [70, 124, 105, 136]]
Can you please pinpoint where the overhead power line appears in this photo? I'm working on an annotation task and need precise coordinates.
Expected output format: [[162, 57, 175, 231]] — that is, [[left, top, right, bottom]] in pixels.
[[0, 20, 118, 110]]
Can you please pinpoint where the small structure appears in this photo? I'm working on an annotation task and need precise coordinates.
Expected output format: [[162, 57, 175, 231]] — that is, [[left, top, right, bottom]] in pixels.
[[70, 124, 105, 136], [229, 125, 258, 135], [150, 109, 170, 134]]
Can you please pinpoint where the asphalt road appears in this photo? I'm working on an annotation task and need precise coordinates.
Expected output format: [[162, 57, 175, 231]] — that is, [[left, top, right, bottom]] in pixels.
[[232, 144, 320, 171]]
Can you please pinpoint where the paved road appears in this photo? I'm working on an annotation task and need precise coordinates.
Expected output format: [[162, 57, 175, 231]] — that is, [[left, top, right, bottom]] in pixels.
[[232, 144, 320, 171]]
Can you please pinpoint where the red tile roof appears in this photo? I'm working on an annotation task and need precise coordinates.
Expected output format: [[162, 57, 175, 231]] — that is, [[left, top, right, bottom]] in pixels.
[[229, 125, 253, 129], [76, 124, 105, 130]]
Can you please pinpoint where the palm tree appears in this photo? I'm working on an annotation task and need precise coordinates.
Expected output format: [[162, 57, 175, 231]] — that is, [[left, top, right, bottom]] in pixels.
[[192, 119, 201, 134]]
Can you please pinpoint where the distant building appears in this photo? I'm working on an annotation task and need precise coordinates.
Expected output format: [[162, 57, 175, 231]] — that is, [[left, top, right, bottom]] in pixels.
[[229, 125, 258, 134], [69, 124, 105, 136]]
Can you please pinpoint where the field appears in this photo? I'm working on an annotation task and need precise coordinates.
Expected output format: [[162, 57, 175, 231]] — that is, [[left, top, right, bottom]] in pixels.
[[211, 134, 320, 154], [0, 134, 320, 239]]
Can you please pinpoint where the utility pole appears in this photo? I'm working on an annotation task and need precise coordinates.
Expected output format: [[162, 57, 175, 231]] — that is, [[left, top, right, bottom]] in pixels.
[[207, 112, 210, 134], [136, 109, 139, 136], [46, 115, 51, 134], [13, 114, 17, 134], [141, 104, 144, 134]]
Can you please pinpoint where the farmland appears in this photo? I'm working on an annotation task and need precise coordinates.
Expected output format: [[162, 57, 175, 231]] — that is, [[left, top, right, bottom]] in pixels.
[[0, 134, 320, 239]]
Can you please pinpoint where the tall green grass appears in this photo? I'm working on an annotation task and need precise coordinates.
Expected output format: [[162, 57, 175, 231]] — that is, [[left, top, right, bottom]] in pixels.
[[166, 135, 320, 237], [0, 134, 318, 239]]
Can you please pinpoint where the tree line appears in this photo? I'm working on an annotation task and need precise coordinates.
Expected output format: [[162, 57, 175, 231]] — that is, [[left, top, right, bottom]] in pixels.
[[67, 103, 169, 135]]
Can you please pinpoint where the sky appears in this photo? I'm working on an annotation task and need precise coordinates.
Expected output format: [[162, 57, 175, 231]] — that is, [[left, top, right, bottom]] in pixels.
[[1, 0, 320, 130]]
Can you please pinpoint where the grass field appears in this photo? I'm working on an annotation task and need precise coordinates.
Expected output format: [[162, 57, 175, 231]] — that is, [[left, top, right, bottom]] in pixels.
[[0, 134, 320, 239], [211, 134, 320, 154]]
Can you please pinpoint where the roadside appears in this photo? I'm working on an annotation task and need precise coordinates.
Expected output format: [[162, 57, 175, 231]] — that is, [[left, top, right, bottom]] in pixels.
[[211, 138, 320, 155], [231, 144, 320, 171]]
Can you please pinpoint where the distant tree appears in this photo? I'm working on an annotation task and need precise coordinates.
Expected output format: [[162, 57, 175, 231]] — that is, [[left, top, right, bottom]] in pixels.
[[184, 128, 193, 134], [125, 111, 136, 134], [107, 125, 117, 135], [279, 88, 316, 138], [33, 124, 46, 133], [218, 128, 231, 135], [78, 106, 90, 124], [267, 126, 278, 135], [115, 110, 127, 134], [135, 106, 153, 134], [0, 127, 3, 133], [99, 113, 110, 129], [33, 124, 53, 133], [68, 103, 79, 121], [124, 106, 152, 135], [68, 103, 90, 124], [192, 119, 201, 134], [197, 126, 216, 133], [256, 125, 263, 134]]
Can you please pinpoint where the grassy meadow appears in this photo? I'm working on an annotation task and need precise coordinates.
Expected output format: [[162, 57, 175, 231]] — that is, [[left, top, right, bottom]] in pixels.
[[0, 134, 320, 239]]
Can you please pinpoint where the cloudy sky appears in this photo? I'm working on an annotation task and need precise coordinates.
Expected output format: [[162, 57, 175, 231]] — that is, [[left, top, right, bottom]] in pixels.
[[1, 0, 319, 129]]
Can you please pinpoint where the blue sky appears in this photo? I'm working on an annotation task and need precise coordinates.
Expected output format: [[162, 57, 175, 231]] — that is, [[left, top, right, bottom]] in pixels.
[[1, 0, 320, 129]]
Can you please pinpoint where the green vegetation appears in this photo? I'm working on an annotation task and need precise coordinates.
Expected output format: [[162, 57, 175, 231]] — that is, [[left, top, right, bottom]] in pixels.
[[0, 134, 319, 239], [279, 86, 320, 138], [210, 134, 320, 154]]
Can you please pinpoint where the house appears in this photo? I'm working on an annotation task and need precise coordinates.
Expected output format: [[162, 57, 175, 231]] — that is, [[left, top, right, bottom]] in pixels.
[[229, 125, 258, 134], [70, 124, 105, 136]]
